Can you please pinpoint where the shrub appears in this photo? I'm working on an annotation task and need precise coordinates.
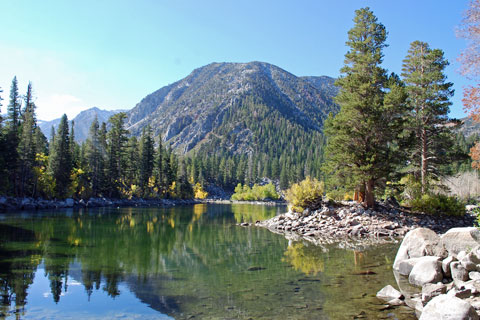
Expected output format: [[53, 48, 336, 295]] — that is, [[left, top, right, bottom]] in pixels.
[[231, 183, 279, 201], [193, 183, 208, 199], [410, 194, 465, 216], [285, 177, 324, 213]]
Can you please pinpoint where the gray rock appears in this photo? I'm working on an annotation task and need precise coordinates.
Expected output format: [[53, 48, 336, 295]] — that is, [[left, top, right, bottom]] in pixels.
[[387, 298, 405, 306], [376, 285, 403, 302], [440, 227, 480, 258], [442, 256, 455, 278], [398, 257, 424, 276], [393, 228, 442, 271], [461, 246, 480, 271], [65, 198, 74, 207], [409, 256, 443, 287], [420, 295, 478, 320], [422, 283, 447, 304], [470, 271, 480, 281], [452, 261, 470, 283]]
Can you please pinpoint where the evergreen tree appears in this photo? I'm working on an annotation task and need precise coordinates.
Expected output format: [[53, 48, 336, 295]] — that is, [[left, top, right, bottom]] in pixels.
[[106, 113, 128, 197], [18, 97, 37, 196], [124, 136, 139, 190], [85, 116, 106, 196], [5, 77, 22, 195], [0, 87, 6, 193], [401, 41, 455, 192], [138, 126, 154, 196], [322, 7, 407, 207], [48, 114, 72, 198]]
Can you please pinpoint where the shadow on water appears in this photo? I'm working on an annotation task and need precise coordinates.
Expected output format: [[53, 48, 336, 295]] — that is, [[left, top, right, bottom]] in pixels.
[[0, 204, 416, 319]]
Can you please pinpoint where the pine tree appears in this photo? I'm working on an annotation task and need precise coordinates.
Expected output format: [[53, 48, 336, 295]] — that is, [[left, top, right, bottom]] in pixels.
[[48, 114, 72, 198], [401, 41, 454, 192], [124, 136, 139, 190], [138, 126, 154, 196], [5, 77, 22, 195], [0, 87, 6, 193], [322, 7, 407, 207], [106, 113, 128, 197], [85, 116, 106, 196]]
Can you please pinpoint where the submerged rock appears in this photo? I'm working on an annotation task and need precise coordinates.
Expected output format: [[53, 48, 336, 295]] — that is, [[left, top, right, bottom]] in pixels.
[[376, 285, 403, 302]]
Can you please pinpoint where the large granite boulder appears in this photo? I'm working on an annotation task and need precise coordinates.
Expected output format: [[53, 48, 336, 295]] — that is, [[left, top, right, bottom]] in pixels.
[[440, 228, 480, 258], [408, 256, 443, 287], [420, 295, 478, 320], [394, 228, 442, 270]]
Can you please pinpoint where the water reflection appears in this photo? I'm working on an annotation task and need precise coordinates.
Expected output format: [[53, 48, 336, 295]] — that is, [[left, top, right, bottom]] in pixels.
[[0, 204, 415, 320]]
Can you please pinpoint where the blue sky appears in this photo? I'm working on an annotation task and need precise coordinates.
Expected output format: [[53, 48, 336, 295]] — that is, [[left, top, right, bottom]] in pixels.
[[0, 0, 471, 120]]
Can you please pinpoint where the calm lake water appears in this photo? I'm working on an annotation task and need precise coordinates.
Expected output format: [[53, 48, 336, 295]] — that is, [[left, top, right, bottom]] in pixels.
[[0, 204, 416, 319]]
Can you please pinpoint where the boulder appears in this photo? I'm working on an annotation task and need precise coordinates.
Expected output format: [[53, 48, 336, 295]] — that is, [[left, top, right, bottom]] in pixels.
[[422, 283, 446, 304], [442, 256, 455, 278], [470, 272, 480, 281], [452, 261, 470, 283], [397, 257, 424, 276], [440, 227, 480, 258], [393, 228, 442, 270], [409, 256, 443, 287], [420, 295, 478, 320], [65, 198, 74, 207], [376, 285, 403, 302], [461, 246, 480, 272]]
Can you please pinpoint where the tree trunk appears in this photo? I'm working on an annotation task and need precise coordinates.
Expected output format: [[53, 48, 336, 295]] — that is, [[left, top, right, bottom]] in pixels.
[[363, 179, 375, 208], [421, 127, 427, 194]]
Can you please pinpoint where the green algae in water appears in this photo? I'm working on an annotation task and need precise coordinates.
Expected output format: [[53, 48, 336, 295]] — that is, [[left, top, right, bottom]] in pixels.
[[0, 204, 416, 319]]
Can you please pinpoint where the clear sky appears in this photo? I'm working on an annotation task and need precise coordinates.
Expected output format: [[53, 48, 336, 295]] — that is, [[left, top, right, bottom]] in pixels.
[[0, 0, 471, 120]]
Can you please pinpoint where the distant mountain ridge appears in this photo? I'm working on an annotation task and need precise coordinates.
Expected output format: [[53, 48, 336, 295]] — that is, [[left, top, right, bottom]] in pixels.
[[125, 61, 339, 154], [38, 107, 125, 142]]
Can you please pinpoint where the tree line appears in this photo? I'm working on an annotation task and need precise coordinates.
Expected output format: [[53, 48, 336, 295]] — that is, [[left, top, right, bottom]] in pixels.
[[0, 82, 194, 199]]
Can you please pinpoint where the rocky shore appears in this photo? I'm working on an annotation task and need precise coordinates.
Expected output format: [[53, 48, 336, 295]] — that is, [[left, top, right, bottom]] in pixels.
[[0, 196, 200, 211], [254, 201, 475, 248], [378, 227, 480, 319]]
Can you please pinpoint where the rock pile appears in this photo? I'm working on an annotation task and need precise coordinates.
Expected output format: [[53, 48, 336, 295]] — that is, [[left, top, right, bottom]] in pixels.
[[255, 202, 474, 247], [378, 227, 480, 319]]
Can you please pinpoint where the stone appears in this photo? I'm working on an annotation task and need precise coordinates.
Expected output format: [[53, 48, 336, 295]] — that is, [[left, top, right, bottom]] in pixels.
[[393, 228, 442, 271], [470, 271, 480, 281], [376, 285, 403, 302], [440, 227, 480, 258], [409, 256, 443, 287], [452, 261, 470, 283], [422, 283, 446, 304], [397, 257, 424, 276], [464, 280, 480, 295], [461, 246, 480, 271], [65, 198, 74, 207], [387, 298, 404, 306], [419, 295, 479, 320], [442, 256, 455, 278]]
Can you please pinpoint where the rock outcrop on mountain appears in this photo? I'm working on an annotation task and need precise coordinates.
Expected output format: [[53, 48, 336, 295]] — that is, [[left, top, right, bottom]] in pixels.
[[125, 61, 339, 154]]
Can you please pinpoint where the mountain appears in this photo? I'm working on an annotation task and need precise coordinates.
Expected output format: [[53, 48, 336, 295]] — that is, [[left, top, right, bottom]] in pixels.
[[126, 62, 339, 154], [38, 107, 125, 142], [458, 116, 480, 138]]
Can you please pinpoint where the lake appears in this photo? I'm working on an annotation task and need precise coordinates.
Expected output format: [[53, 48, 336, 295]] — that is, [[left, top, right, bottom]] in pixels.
[[0, 204, 416, 319]]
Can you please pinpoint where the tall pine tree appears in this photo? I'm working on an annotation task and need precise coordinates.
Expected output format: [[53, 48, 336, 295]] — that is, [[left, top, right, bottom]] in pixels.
[[323, 7, 406, 207], [48, 114, 72, 198], [401, 41, 455, 192]]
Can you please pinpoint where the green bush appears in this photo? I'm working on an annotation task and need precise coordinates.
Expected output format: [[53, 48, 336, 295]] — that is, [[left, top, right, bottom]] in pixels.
[[285, 177, 324, 213], [231, 183, 280, 201], [410, 194, 465, 216]]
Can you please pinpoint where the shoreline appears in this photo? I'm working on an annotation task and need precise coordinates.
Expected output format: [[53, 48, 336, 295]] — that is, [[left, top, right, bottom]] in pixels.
[[252, 201, 476, 249], [0, 196, 286, 212]]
